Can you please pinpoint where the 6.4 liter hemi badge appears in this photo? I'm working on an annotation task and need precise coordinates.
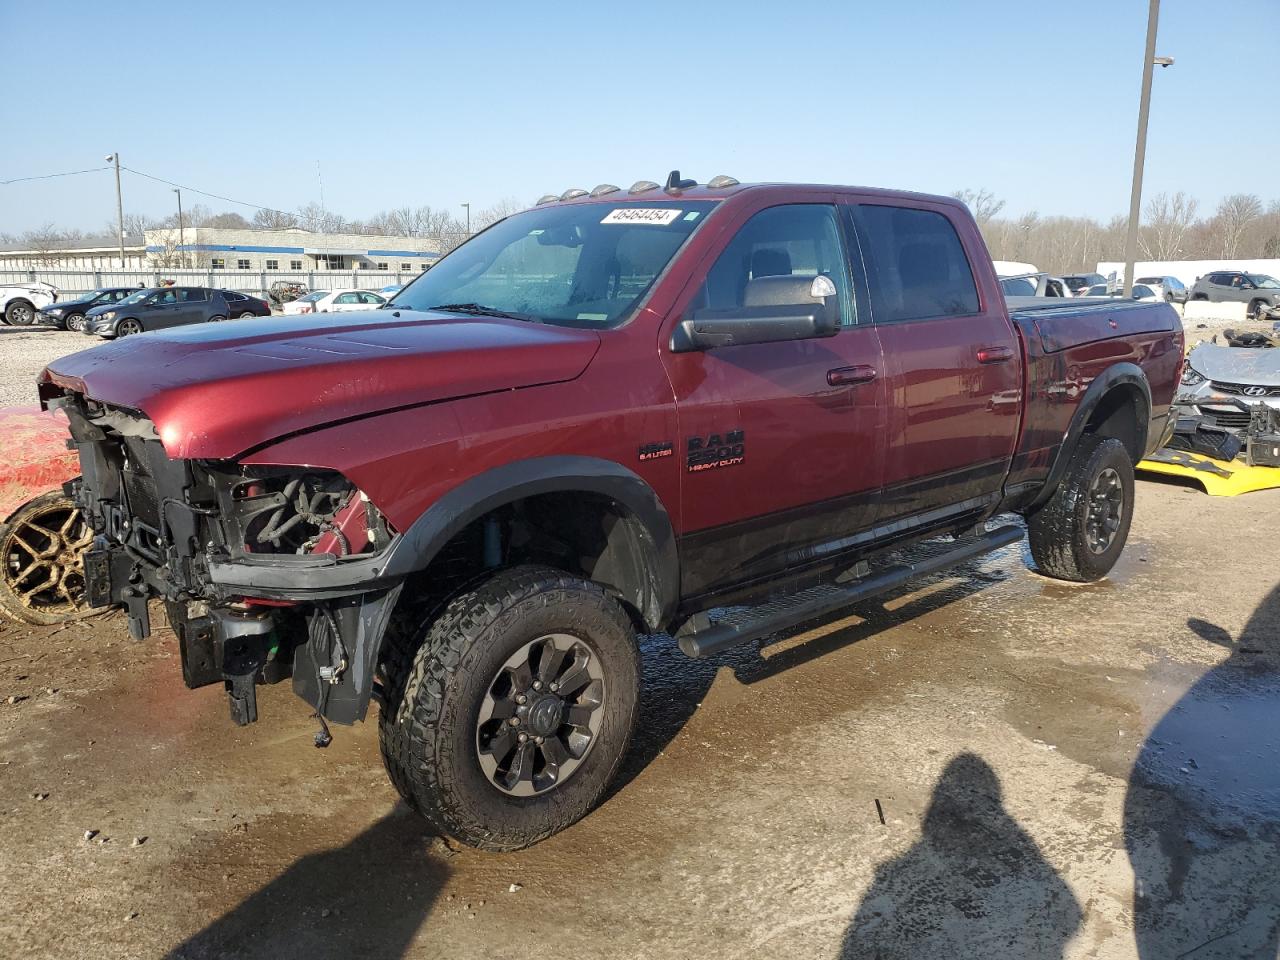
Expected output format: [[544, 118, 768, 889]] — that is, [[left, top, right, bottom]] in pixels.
[[638, 441, 674, 462], [687, 430, 745, 472]]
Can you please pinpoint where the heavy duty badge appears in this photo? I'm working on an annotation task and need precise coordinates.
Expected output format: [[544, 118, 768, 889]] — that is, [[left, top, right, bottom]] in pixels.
[[687, 430, 745, 472]]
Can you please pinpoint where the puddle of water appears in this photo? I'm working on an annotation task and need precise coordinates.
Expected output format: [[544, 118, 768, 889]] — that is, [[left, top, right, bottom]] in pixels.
[[1134, 655, 1280, 828]]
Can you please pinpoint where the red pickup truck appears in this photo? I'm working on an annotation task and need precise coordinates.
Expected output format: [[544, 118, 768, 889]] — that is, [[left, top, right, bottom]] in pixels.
[[40, 175, 1181, 850]]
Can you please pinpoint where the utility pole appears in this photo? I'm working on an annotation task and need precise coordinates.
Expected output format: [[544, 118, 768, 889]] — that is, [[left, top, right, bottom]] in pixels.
[[1121, 0, 1173, 297], [461, 202, 471, 237], [173, 188, 185, 268], [105, 152, 125, 267]]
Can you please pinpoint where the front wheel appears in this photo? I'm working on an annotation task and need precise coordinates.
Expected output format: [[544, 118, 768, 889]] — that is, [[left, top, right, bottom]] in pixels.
[[379, 565, 640, 851], [0, 493, 96, 624], [208, 314, 227, 323], [1025, 435, 1134, 582], [1249, 299, 1270, 320], [116, 318, 143, 336]]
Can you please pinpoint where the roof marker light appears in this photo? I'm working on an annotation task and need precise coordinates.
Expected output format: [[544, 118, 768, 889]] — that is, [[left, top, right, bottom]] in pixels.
[[560, 188, 588, 200], [536, 194, 559, 205], [590, 184, 620, 197], [707, 175, 740, 189], [629, 180, 660, 194]]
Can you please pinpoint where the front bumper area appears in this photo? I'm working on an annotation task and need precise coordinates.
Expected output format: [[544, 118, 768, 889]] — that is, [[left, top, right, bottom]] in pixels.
[[53, 392, 402, 727]]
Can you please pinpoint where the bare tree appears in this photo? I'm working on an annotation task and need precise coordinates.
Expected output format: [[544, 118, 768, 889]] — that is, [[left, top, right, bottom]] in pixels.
[[296, 202, 346, 233], [252, 208, 300, 230], [1138, 192, 1198, 261], [473, 197, 529, 231], [147, 228, 183, 267], [1209, 193, 1263, 259], [951, 188, 1006, 226], [20, 223, 65, 266], [202, 211, 252, 229]]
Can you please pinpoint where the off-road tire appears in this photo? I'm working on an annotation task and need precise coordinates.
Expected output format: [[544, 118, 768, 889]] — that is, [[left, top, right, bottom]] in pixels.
[[1026, 435, 1134, 582], [4, 300, 35, 326], [378, 565, 640, 851]]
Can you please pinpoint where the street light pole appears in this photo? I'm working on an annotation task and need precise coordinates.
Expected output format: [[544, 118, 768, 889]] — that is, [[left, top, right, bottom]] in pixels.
[[461, 202, 471, 237], [173, 188, 185, 268], [106, 152, 125, 267], [1121, 0, 1170, 297]]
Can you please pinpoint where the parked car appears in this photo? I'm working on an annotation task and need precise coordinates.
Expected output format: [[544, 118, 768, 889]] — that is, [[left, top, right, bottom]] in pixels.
[[999, 273, 1070, 298], [268, 281, 308, 307], [1061, 273, 1107, 297], [1082, 283, 1158, 302], [1189, 271, 1280, 318], [82, 286, 232, 338], [0, 405, 90, 624], [39, 288, 136, 331], [1177, 340, 1280, 436], [1136, 275, 1189, 304], [0, 281, 58, 326], [379, 283, 404, 301], [42, 177, 1181, 851], [219, 290, 272, 319], [281, 288, 388, 315]]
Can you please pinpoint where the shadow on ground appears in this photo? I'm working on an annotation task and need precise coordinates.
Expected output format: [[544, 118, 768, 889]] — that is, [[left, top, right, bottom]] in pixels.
[[838, 753, 1082, 959], [1125, 584, 1280, 957], [166, 805, 447, 960]]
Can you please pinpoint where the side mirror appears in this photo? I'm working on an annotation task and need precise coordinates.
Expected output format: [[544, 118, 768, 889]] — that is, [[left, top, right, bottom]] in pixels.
[[671, 275, 840, 352]]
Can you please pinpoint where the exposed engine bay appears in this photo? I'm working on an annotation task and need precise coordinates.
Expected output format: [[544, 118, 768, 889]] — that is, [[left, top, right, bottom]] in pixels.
[[47, 392, 402, 732]]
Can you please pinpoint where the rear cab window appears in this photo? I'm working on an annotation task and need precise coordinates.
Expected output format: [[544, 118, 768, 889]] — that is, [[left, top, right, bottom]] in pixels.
[[853, 204, 979, 323]]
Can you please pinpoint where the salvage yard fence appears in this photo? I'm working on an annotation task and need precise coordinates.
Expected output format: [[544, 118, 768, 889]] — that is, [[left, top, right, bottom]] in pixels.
[[0, 268, 424, 301]]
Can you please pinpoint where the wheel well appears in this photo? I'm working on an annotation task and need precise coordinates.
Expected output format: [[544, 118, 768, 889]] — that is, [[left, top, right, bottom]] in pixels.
[[399, 491, 662, 632], [1083, 384, 1147, 463]]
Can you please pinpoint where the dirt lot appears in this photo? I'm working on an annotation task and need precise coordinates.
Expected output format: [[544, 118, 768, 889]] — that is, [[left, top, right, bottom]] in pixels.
[[3, 316, 1280, 958]]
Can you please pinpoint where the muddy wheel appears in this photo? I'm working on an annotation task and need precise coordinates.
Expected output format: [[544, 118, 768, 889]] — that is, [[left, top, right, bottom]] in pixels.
[[64, 313, 86, 332], [1026, 436, 1134, 583], [4, 300, 36, 326], [116, 318, 143, 336], [0, 492, 96, 625], [378, 565, 640, 851]]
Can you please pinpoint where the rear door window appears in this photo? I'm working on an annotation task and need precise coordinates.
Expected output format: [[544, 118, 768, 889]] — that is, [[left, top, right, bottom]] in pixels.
[[854, 205, 979, 323], [178, 288, 208, 302]]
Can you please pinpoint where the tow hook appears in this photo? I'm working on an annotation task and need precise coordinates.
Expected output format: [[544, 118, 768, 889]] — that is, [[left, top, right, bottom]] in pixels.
[[212, 608, 276, 726]]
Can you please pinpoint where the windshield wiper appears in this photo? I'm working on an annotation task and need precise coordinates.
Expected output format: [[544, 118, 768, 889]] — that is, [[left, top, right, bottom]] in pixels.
[[426, 302, 537, 322]]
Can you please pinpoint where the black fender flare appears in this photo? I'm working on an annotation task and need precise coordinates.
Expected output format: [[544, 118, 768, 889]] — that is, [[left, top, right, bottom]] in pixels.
[[1030, 362, 1152, 510], [382, 455, 680, 631]]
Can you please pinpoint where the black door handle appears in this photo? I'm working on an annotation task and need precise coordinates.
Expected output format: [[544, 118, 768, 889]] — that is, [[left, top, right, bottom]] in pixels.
[[827, 365, 877, 386]]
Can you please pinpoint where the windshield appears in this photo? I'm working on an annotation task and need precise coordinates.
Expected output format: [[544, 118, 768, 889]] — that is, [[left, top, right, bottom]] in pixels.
[[1247, 274, 1279, 289], [117, 290, 152, 305], [391, 200, 717, 327]]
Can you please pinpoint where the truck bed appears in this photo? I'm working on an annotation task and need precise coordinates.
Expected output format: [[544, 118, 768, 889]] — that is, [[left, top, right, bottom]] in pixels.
[[1007, 296, 1178, 354]]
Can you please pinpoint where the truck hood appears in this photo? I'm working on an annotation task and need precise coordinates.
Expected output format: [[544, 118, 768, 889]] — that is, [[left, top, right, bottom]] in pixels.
[[1187, 342, 1280, 387], [41, 310, 601, 459]]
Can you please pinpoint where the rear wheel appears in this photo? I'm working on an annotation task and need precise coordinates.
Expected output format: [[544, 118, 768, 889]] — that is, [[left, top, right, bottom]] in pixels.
[[4, 300, 35, 326], [0, 493, 96, 625], [237, 311, 257, 320], [116, 318, 143, 336], [378, 565, 640, 851], [1026, 435, 1134, 583], [64, 313, 86, 332]]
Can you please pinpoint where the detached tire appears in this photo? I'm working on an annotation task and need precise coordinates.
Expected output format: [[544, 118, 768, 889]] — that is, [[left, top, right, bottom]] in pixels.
[[0, 492, 96, 625], [1027, 436, 1134, 582], [379, 565, 640, 851]]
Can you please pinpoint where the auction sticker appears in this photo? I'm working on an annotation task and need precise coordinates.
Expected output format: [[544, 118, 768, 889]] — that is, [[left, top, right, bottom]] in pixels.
[[601, 208, 682, 225]]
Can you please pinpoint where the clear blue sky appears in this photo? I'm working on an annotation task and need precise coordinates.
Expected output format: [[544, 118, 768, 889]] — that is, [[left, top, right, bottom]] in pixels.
[[1, 0, 1274, 235]]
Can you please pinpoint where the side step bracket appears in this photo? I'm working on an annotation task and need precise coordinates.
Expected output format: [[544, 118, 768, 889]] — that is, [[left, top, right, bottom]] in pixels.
[[676, 524, 1022, 659]]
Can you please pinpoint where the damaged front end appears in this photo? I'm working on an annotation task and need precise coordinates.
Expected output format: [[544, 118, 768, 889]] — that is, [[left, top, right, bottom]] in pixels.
[[52, 393, 403, 732]]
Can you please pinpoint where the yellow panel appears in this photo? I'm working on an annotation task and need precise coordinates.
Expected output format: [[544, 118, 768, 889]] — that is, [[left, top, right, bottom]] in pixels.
[[1138, 453, 1280, 497]]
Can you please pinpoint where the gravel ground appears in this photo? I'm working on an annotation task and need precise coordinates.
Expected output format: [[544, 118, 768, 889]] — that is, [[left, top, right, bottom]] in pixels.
[[0, 326, 94, 408]]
